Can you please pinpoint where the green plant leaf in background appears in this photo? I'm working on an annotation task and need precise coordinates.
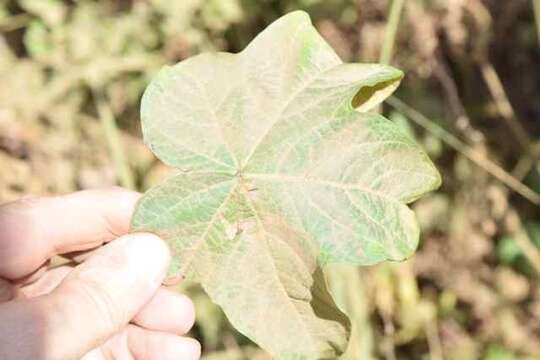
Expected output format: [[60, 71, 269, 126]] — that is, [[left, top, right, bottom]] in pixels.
[[131, 11, 441, 359]]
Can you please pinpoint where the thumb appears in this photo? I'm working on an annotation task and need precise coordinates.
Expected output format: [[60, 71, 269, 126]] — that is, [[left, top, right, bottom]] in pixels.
[[0, 233, 170, 360]]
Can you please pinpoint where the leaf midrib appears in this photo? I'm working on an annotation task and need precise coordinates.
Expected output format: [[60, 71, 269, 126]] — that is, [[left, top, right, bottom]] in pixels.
[[238, 61, 341, 170], [243, 172, 400, 203], [239, 182, 322, 353]]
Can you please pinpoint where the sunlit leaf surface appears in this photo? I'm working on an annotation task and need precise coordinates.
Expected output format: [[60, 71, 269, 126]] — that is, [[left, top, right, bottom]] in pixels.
[[132, 11, 441, 359]]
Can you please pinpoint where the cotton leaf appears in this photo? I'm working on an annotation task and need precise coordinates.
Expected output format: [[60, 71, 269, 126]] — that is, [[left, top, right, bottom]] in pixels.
[[132, 11, 441, 359]]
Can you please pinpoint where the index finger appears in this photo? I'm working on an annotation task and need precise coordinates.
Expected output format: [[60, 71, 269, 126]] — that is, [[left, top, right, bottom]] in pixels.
[[0, 188, 140, 280]]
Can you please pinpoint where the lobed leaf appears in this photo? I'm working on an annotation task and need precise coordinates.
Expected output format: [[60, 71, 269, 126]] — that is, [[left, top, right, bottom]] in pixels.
[[132, 11, 441, 359]]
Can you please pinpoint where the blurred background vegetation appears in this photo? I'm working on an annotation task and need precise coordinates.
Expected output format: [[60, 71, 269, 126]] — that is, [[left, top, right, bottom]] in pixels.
[[1, 0, 540, 359]]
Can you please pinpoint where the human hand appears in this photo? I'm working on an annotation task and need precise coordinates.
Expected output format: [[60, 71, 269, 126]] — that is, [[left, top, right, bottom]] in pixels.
[[0, 189, 200, 360]]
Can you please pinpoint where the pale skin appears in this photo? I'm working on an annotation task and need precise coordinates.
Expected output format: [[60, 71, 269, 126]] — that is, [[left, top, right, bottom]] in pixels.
[[0, 188, 201, 360]]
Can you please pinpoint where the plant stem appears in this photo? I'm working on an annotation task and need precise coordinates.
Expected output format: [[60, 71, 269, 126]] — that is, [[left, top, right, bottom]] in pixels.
[[94, 90, 135, 190], [534, 0, 540, 45], [512, 142, 540, 180], [387, 96, 540, 205], [480, 61, 530, 149], [326, 266, 374, 360], [379, 0, 405, 64]]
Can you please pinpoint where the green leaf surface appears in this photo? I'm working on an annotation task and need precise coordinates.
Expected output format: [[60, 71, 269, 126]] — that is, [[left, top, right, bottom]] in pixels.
[[132, 11, 441, 359]]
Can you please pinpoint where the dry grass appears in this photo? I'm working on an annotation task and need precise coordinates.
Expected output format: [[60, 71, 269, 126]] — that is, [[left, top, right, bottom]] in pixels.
[[1, 0, 539, 358]]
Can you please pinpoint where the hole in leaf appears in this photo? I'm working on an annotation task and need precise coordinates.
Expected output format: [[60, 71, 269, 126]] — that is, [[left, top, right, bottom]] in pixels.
[[351, 78, 401, 111]]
